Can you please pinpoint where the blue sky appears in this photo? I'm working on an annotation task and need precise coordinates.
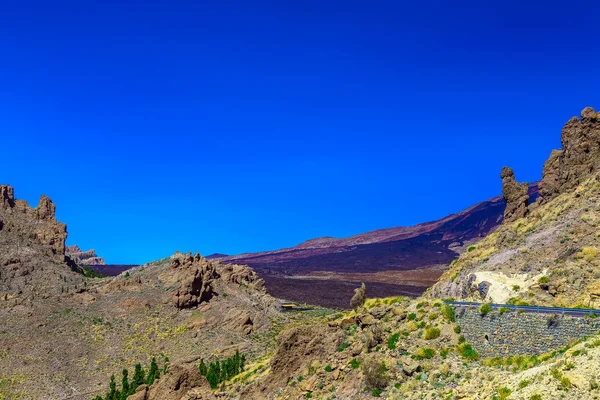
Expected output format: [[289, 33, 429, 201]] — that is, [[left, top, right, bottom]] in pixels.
[[1, 0, 598, 264]]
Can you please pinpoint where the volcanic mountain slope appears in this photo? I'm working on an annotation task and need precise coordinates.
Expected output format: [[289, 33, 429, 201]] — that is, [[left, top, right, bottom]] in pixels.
[[0, 186, 282, 399], [132, 107, 600, 400], [215, 184, 537, 308], [219, 186, 538, 276]]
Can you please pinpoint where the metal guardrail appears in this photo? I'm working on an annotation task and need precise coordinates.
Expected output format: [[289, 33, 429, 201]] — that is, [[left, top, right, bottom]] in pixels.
[[444, 301, 600, 316]]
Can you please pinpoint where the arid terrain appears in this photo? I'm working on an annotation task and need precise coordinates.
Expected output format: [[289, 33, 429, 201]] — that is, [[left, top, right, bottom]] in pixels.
[[3, 107, 600, 400]]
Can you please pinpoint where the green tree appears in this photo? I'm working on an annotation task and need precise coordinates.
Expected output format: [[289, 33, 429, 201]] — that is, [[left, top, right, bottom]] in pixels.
[[132, 363, 145, 391], [199, 359, 208, 376], [105, 375, 117, 400], [147, 357, 160, 385], [163, 356, 169, 374], [120, 369, 129, 400]]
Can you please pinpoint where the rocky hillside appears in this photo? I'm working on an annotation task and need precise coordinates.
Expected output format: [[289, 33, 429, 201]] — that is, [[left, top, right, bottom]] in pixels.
[[0, 187, 282, 399], [66, 245, 106, 265], [430, 107, 600, 308]]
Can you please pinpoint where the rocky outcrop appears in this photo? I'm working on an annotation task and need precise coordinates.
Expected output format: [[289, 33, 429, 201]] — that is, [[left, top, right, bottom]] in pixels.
[[501, 167, 529, 222], [65, 245, 106, 265], [241, 325, 341, 398], [0, 184, 67, 256], [170, 252, 267, 310], [539, 107, 600, 203], [129, 363, 215, 400]]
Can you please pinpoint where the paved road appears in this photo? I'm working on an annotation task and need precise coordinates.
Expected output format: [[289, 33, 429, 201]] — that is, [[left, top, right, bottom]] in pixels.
[[445, 301, 600, 317]]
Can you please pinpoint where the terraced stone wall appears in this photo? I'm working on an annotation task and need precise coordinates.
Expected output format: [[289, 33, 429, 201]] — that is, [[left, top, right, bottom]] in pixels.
[[455, 306, 600, 358]]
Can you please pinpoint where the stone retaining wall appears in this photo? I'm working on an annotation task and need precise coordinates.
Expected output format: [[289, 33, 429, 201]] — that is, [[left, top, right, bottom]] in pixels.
[[455, 306, 600, 358]]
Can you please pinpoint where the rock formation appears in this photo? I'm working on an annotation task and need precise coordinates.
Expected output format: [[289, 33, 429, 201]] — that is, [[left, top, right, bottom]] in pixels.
[[0, 184, 67, 257], [539, 107, 600, 203], [128, 363, 215, 400], [65, 245, 106, 265], [169, 252, 267, 310], [501, 167, 529, 222]]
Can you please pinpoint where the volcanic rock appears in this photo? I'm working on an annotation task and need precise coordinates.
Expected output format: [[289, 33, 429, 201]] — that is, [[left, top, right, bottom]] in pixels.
[[539, 107, 600, 203], [501, 167, 529, 222]]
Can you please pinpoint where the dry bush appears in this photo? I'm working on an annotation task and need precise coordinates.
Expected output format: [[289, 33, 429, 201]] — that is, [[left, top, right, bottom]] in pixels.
[[361, 355, 390, 390], [350, 282, 366, 311]]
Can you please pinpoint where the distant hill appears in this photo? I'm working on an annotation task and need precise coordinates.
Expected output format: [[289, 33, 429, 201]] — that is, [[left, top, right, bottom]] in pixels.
[[217, 185, 538, 276]]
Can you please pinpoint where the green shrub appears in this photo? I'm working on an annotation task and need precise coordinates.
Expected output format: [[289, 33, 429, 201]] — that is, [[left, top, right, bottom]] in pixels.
[[337, 342, 349, 352], [519, 379, 530, 388], [324, 365, 332, 372], [441, 305, 456, 322], [415, 348, 436, 360], [423, 327, 440, 340], [458, 335, 466, 344], [560, 376, 572, 388], [371, 388, 382, 397], [440, 348, 449, 359], [530, 395, 542, 400], [497, 387, 512, 399], [428, 312, 438, 320], [499, 307, 510, 315], [458, 343, 479, 361], [349, 359, 360, 369], [512, 285, 520, 291], [479, 303, 493, 316], [468, 246, 477, 252], [538, 276, 549, 284], [387, 333, 400, 350], [454, 325, 461, 334], [407, 313, 417, 321]]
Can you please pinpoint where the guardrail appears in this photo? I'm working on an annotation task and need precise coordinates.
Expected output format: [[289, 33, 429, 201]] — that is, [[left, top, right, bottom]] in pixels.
[[444, 301, 600, 316]]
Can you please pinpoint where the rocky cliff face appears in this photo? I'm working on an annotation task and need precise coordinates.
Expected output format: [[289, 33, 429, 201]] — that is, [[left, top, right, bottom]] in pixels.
[[539, 107, 600, 203], [0, 184, 67, 257], [0, 185, 78, 297], [430, 107, 600, 307], [65, 245, 106, 265]]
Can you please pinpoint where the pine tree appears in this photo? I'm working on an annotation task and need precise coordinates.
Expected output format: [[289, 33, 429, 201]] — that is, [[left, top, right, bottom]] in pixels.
[[132, 363, 145, 390], [199, 359, 207, 376], [120, 369, 129, 400], [106, 375, 117, 400], [163, 356, 169, 375], [147, 357, 159, 386]]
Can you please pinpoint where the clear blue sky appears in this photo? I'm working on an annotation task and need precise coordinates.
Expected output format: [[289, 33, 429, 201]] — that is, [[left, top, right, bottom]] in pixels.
[[1, 1, 598, 264]]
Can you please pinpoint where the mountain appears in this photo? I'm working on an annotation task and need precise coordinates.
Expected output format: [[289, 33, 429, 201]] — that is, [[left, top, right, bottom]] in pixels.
[[215, 184, 538, 307], [65, 244, 106, 265]]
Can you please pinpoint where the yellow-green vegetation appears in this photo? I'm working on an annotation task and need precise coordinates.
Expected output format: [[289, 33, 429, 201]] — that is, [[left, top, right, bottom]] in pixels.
[[496, 386, 512, 399], [457, 343, 479, 361], [441, 304, 456, 322], [423, 327, 440, 340], [415, 348, 436, 360], [479, 303, 493, 316]]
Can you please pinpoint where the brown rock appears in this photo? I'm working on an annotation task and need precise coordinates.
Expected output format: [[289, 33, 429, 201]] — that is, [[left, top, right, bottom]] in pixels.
[[501, 166, 529, 222], [137, 363, 215, 400], [539, 107, 600, 203]]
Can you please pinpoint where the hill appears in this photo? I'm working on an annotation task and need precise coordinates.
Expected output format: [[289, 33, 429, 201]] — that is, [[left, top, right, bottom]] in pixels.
[[216, 184, 538, 307]]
